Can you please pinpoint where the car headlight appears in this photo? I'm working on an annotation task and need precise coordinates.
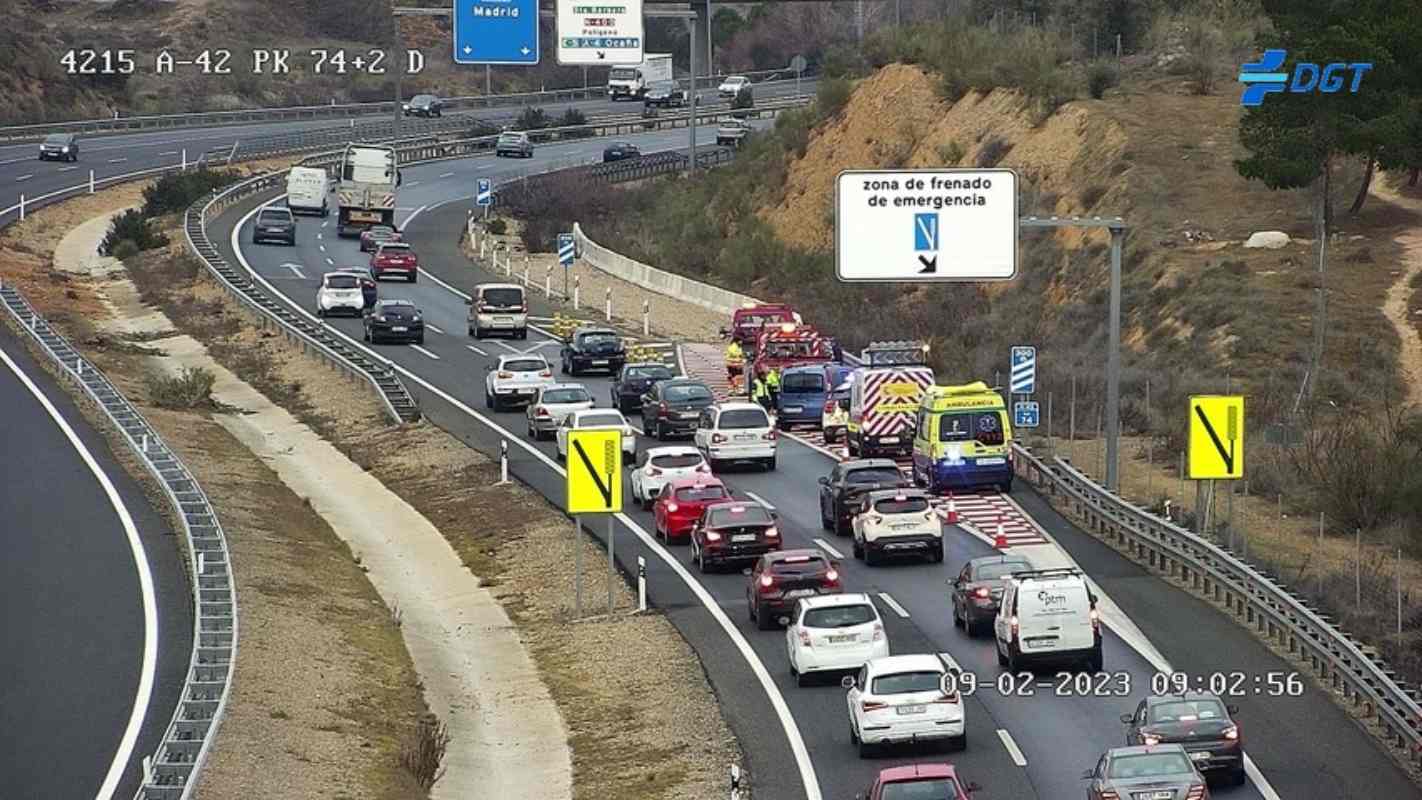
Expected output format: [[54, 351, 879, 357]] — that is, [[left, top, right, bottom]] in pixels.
[[62, 146, 70, 152], [374, 315, 387, 322], [412, 315, 422, 322]]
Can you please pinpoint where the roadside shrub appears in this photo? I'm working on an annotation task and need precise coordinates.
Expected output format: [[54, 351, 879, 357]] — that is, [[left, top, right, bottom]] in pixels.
[[111, 240, 139, 261], [975, 136, 1013, 168], [815, 77, 853, 121], [465, 119, 499, 139], [555, 108, 592, 138], [100, 209, 168, 256], [936, 140, 966, 165], [141, 168, 244, 217], [146, 366, 216, 409], [514, 106, 550, 130], [1087, 61, 1119, 99], [1080, 183, 1108, 208], [399, 713, 449, 790], [486, 218, 508, 235]]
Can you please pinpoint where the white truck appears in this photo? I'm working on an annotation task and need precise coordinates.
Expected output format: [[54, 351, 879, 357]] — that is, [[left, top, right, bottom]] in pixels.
[[608, 53, 673, 100], [335, 144, 399, 238], [285, 166, 330, 217], [847, 340, 936, 459]]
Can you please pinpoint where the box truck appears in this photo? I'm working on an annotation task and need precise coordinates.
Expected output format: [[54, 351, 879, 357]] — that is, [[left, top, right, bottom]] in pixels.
[[286, 166, 330, 217], [608, 54, 673, 100], [335, 144, 398, 238]]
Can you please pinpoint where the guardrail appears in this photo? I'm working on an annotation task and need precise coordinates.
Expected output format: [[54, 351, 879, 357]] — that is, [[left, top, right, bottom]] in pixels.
[[0, 69, 815, 142], [1012, 444, 1422, 759], [0, 283, 237, 800]]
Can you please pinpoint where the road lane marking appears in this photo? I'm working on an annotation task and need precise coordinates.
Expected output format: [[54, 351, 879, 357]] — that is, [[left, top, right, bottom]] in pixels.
[[493, 341, 519, 352], [320, 220, 328, 228], [466, 344, 488, 356], [937, 652, 964, 673], [158, 150, 178, 156], [324, 257, 334, 265], [814, 538, 844, 559], [438, 171, 455, 178], [744, 490, 775, 511], [107, 157, 127, 164], [877, 592, 910, 618], [404, 180, 421, 188], [15, 174, 31, 182], [57, 166, 78, 172], [316, 233, 322, 240], [997, 729, 1028, 767], [285, 264, 306, 279], [425, 323, 444, 334], [0, 348, 158, 799], [318, 244, 326, 252], [399, 204, 429, 229], [410, 344, 440, 360]]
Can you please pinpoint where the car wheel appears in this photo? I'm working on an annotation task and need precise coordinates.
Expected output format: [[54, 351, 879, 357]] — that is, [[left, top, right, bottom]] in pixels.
[[952, 600, 963, 629], [996, 640, 1008, 667], [470, 326, 479, 337], [655, 421, 667, 441], [747, 597, 757, 622], [852, 536, 864, 560], [1006, 645, 1021, 673], [864, 545, 879, 566], [696, 545, 711, 574], [363, 328, 370, 342], [794, 669, 808, 688], [1087, 648, 1104, 673], [820, 507, 832, 531], [950, 733, 967, 752], [857, 737, 875, 759], [493, 395, 504, 412], [849, 721, 859, 745], [317, 307, 325, 317], [834, 514, 849, 538], [415, 335, 425, 345], [931, 541, 944, 563], [763, 456, 776, 471], [485, 391, 494, 409], [516, 329, 527, 340], [1230, 767, 1247, 786], [756, 604, 775, 631]]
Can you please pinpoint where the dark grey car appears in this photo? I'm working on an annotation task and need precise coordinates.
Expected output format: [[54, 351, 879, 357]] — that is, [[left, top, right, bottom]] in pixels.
[[1123, 693, 1244, 785], [402, 94, 444, 117], [39, 133, 78, 162], [951, 554, 1033, 636], [1083, 745, 1209, 800], [252, 207, 296, 246], [495, 131, 533, 158], [643, 81, 687, 108], [641, 378, 715, 440], [363, 299, 425, 345]]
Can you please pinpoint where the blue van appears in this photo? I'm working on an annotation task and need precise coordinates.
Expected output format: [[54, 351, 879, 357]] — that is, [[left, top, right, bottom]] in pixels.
[[776, 363, 854, 429]]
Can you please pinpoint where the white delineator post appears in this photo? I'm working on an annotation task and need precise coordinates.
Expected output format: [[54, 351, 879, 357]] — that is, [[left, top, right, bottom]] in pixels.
[[497, 439, 510, 484], [637, 556, 647, 612], [604, 287, 612, 322], [18, 194, 24, 220], [545, 265, 553, 298], [642, 300, 650, 336], [573, 276, 581, 310], [89, 170, 95, 193]]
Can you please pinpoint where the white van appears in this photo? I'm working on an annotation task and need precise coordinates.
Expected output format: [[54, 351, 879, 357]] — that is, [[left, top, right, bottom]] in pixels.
[[993, 567, 1102, 673], [286, 166, 331, 217], [468, 283, 528, 339]]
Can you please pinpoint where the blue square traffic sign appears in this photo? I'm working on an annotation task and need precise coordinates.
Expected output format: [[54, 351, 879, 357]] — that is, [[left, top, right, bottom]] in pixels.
[[476, 178, 493, 207], [1013, 401, 1040, 429], [455, 0, 539, 66], [558, 233, 575, 267], [913, 213, 938, 252]]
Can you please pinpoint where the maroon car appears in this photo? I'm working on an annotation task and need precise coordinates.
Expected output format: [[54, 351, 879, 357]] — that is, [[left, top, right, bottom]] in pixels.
[[370, 241, 419, 283], [746, 549, 840, 630], [689, 500, 780, 573], [856, 763, 980, 800]]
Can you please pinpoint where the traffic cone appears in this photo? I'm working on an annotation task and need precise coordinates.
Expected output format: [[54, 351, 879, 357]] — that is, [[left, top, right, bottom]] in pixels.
[[994, 517, 1008, 549], [944, 492, 959, 524]]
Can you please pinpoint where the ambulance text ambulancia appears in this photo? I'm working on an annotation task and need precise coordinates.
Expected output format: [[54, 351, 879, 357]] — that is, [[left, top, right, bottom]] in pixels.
[[911, 381, 1014, 493]]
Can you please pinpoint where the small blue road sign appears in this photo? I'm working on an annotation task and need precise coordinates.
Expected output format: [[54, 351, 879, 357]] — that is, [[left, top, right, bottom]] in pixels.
[[1014, 401, 1040, 429], [1010, 345, 1036, 394], [455, 0, 539, 66], [558, 233, 575, 267], [913, 213, 938, 252], [476, 178, 493, 207]]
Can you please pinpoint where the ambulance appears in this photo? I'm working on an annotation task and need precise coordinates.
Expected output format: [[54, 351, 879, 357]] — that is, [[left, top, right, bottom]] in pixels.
[[910, 381, 1014, 493]]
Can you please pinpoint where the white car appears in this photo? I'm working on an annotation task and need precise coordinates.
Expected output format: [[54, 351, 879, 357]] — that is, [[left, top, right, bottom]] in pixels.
[[843, 654, 965, 757], [315, 270, 365, 317], [630, 446, 709, 509], [786, 593, 888, 687], [556, 408, 637, 461], [851, 488, 943, 565], [526, 383, 594, 440], [718, 75, 750, 97], [993, 567, 1103, 673], [694, 402, 776, 471], [484, 355, 554, 411]]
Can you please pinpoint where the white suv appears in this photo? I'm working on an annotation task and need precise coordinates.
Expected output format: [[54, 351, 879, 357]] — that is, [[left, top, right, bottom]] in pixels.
[[851, 488, 943, 565], [694, 402, 777, 471], [786, 593, 888, 687], [843, 654, 965, 757], [484, 355, 553, 411], [315, 270, 365, 317], [993, 567, 1103, 673], [630, 446, 709, 509]]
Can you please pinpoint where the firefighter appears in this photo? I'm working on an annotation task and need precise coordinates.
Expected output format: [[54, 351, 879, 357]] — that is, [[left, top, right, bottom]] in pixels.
[[765, 367, 781, 410], [752, 373, 770, 411], [725, 339, 744, 379]]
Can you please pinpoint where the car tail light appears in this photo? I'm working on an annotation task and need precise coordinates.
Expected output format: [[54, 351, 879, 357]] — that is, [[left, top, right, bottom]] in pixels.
[[861, 700, 886, 712], [931, 691, 959, 705], [712, 433, 728, 444], [973, 587, 990, 599], [648, 467, 662, 476], [536, 407, 550, 417], [666, 502, 679, 513], [823, 400, 836, 414], [871, 622, 884, 642], [1223, 724, 1239, 740], [759, 574, 774, 588], [798, 629, 812, 647], [763, 429, 777, 441], [1009, 615, 1019, 638], [1090, 607, 1101, 633], [825, 568, 839, 583], [1099, 792, 1119, 800], [1186, 785, 1207, 800], [658, 402, 670, 417], [764, 526, 778, 538], [540, 370, 552, 378], [704, 530, 722, 541], [1142, 734, 1160, 746], [497, 372, 513, 379]]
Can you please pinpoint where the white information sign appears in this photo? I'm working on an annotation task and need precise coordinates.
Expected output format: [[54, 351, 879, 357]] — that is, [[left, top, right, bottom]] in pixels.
[[835, 168, 1019, 282], [557, 0, 645, 65]]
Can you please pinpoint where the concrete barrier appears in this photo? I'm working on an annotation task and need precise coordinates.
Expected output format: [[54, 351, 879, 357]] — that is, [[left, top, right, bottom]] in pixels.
[[573, 222, 763, 315]]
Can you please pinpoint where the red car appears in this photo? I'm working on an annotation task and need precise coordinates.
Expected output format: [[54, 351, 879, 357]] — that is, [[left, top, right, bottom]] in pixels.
[[359, 225, 402, 252], [857, 763, 980, 800], [746, 549, 840, 630], [653, 476, 729, 543], [370, 241, 419, 283], [690, 500, 780, 573]]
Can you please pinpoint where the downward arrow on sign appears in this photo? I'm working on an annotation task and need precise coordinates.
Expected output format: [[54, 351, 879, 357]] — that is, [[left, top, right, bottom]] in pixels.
[[597, 51, 606, 60]]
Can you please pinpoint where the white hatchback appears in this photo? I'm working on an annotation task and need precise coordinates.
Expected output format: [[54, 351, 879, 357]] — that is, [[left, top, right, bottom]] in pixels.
[[526, 383, 594, 440], [484, 355, 554, 411], [694, 402, 777, 471], [556, 408, 637, 460], [786, 593, 888, 687], [630, 446, 709, 509], [843, 654, 966, 757], [315, 270, 365, 317]]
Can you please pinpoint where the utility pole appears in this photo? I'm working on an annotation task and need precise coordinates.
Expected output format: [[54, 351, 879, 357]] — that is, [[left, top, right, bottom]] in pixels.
[[706, 0, 714, 76], [687, 16, 698, 171], [392, 15, 403, 139]]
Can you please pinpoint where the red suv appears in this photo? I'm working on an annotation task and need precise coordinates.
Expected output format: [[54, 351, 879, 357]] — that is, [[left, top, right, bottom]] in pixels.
[[746, 549, 840, 630], [653, 477, 729, 543], [370, 241, 419, 283], [857, 763, 980, 800], [689, 500, 780, 573]]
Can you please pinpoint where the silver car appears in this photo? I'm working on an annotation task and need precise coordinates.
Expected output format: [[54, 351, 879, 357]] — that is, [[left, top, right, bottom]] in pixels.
[[495, 131, 533, 158], [526, 384, 595, 440], [1083, 745, 1209, 800]]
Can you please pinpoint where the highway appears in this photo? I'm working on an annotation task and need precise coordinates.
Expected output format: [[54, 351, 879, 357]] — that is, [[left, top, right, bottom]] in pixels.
[[0, 326, 191, 798], [202, 126, 1422, 800]]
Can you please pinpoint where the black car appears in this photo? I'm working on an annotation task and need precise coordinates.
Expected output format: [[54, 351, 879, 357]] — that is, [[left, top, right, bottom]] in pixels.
[[561, 327, 626, 376], [641, 378, 715, 440], [602, 141, 642, 162], [951, 553, 1033, 635], [402, 94, 444, 117], [252, 206, 296, 246], [816, 458, 909, 536], [691, 500, 781, 573], [363, 299, 425, 344], [1122, 692, 1245, 785], [611, 362, 676, 412], [39, 133, 78, 162], [642, 81, 687, 108]]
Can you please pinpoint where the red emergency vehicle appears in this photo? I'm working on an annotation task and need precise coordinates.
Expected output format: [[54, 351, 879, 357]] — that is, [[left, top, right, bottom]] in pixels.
[[752, 322, 831, 380]]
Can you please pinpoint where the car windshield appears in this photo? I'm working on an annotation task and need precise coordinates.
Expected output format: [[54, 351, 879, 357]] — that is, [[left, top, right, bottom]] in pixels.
[[626, 365, 673, 381], [541, 388, 589, 404], [846, 467, 903, 485], [504, 359, 546, 372], [44, 134, 70, 144], [1107, 753, 1193, 779], [706, 505, 772, 527], [368, 226, 393, 236], [874, 496, 930, 514], [801, 604, 875, 629], [871, 670, 943, 695], [782, 372, 825, 392], [675, 485, 726, 502], [974, 561, 1032, 580], [579, 413, 625, 428], [412, 94, 434, 103], [498, 133, 523, 143], [579, 333, 620, 346], [325, 275, 359, 289], [610, 68, 637, 79], [938, 411, 1006, 445], [378, 302, 414, 312], [651, 454, 701, 469], [719, 409, 769, 429], [481, 288, 523, 306], [1151, 699, 1228, 723], [771, 555, 828, 575], [258, 210, 290, 222], [880, 778, 961, 800], [764, 341, 815, 358], [378, 243, 411, 252], [664, 384, 712, 403], [738, 313, 785, 326]]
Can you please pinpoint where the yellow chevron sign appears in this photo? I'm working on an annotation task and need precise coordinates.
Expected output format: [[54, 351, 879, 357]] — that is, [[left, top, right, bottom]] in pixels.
[[1187, 395, 1244, 480]]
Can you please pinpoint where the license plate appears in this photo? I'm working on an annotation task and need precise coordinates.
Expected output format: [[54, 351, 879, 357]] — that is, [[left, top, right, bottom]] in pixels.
[[828, 634, 856, 643], [896, 704, 926, 715], [592, 359, 609, 365], [495, 317, 512, 323], [391, 326, 408, 332], [731, 534, 757, 542], [1137, 792, 1175, 800], [978, 457, 1005, 465], [785, 589, 816, 598], [890, 522, 918, 530], [783, 406, 802, 413], [1190, 752, 1211, 761], [734, 433, 756, 441], [879, 436, 899, 444], [679, 412, 697, 419], [1025, 638, 1053, 649]]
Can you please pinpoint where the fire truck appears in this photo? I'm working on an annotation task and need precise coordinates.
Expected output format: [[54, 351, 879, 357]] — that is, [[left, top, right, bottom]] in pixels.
[[725, 303, 801, 351], [751, 322, 832, 380], [847, 340, 935, 458]]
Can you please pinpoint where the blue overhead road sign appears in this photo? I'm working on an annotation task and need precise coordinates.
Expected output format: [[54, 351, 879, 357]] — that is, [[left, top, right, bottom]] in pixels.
[[455, 0, 539, 66], [1010, 345, 1035, 394], [476, 178, 493, 207]]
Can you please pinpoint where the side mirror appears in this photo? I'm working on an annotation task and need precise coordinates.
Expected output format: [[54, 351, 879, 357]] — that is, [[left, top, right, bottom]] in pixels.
[[1227, 704, 1239, 714], [840, 675, 856, 690], [1080, 770, 1094, 780], [1119, 714, 1133, 724], [964, 781, 982, 793], [464, 298, 473, 306], [817, 476, 829, 486], [719, 327, 730, 338]]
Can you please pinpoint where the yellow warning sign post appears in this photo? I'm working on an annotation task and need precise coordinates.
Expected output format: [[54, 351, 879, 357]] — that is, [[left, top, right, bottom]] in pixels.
[[1188, 395, 1244, 480], [566, 427, 624, 620]]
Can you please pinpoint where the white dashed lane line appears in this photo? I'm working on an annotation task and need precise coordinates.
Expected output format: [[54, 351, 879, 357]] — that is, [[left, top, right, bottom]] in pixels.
[[425, 324, 444, 334], [57, 166, 78, 172], [743, 491, 776, 511], [158, 150, 178, 156], [813, 538, 844, 560], [15, 174, 31, 182], [997, 729, 1028, 767], [466, 344, 488, 356], [877, 592, 910, 619], [107, 157, 127, 164], [324, 257, 334, 265], [410, 344, 441, 360], [438, 171, 455, 178]]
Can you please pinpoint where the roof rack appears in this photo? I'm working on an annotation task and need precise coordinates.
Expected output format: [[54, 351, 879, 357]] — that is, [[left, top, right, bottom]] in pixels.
[[1007, 567, 1084, 580]]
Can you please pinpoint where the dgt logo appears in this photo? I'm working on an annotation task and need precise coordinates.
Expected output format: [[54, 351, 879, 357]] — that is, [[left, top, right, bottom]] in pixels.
[[1238, 49, 1372, 107]]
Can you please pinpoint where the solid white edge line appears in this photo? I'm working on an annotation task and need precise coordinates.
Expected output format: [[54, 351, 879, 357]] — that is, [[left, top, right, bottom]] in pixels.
[[16, 173, 32, 182], [409, 344, 441, 360], [0, 348, 159, 800], [438, 171, 455, 178], [996, 728, 1028, 767], [936, 651, 963, 673], [231, 202, 824, 800], [876, 592, 910, 619], [466, 344, 488, 356], [813, 538, 844, 560]]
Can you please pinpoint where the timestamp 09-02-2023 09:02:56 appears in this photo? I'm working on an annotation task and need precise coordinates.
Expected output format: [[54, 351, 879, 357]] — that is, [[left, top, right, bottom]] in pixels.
[[939, 670, 1307, 700]]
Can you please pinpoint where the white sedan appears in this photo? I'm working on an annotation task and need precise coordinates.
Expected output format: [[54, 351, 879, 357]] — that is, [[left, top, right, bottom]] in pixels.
[[630, 446, 710, 509], [315, 270, 365, 317], [484, 355, 554, 411], [556, 408, 637, 460], [718, 75, 750, 97], [843, 653, 965, 757], [786, 593, 888, 687], [526, 383, 594, 440]]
